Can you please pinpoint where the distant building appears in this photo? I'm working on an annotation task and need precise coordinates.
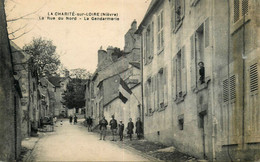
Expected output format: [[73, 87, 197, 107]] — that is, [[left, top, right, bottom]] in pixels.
[[136, 0, 260, 161], [85, 20, 141, 126], [48, 76, 70, 117]]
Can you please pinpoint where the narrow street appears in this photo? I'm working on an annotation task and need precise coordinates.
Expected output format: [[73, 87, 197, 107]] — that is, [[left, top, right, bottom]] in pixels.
[[30, 119, 148, 161]]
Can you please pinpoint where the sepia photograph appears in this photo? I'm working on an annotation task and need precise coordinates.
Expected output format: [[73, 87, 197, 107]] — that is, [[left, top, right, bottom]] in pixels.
[[0, 0, 259, 161]]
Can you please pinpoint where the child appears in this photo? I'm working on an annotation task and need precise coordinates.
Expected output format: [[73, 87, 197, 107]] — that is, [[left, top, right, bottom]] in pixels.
[[118, 120, 124, 141]]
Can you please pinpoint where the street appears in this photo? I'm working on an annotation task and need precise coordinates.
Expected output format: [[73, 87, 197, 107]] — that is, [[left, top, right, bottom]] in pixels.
[[30, 119, 149, 161]]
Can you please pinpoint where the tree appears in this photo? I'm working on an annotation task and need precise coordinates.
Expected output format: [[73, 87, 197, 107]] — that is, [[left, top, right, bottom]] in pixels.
[[62, 78, 86, 109], [70, 68, 91, 79], [23, 37, 61, 77]]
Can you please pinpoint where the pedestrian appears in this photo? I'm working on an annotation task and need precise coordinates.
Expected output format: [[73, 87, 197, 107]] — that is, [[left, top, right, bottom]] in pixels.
[[53, 116, 57, 124], [109, 115, 118, 141], [69, 115, 73, 124], [198, 62, 205, 84], [118, 120, 124, 141], [74, 115, 78, 124], [99, 116, 108, 140], [87, 116, 93, 132], [60, 120, 63, 126], [126, 118, 134, 141], [135, 117, 143, 140]]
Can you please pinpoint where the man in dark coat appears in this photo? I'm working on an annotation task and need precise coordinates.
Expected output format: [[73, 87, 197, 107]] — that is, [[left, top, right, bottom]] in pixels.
[[109, 115, 118, 141], [69, 115, 73, 124], [127, 118, 134, 141], [118, 120, 124, 141], [135, 117, 143, 140], [87, 116, 93, 132], [74, 115, 78, 124], [99, 116, 108, 140]]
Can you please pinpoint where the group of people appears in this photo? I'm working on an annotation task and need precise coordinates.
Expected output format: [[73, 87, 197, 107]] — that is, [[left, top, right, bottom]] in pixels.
[[98, 115, 143, 141], [69, 115, 78, 125]]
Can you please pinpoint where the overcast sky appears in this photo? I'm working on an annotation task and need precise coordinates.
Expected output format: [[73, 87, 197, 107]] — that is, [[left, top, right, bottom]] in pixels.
[[5, 0, 151, 73]]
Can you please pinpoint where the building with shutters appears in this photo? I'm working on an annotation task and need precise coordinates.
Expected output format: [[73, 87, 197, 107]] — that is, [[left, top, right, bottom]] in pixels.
[[136, 0, 260, 161]]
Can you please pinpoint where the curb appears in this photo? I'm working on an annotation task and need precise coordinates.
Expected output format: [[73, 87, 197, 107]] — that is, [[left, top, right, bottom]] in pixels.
[[22, 134, 42, 161]]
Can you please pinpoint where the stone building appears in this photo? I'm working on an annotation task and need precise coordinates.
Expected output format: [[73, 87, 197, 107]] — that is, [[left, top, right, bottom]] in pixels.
[[136, 0, 260, 161], [85, 20, 141, 126], [0, 0, 22, 160], [48, 75, 70, 117]]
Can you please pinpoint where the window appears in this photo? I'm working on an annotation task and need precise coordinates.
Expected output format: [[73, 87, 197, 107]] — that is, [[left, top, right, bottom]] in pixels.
[[233, 0, 249, 23], [190, 20, 209, 90], [178, 114, 184, 130], [158, 68, 164, 108], [144, 22, 154, 65], [145, 78, 152, 114], [157, 10, 164, 52], [222, 75, 236, 103], [249, 63, 258, 93], [171, 0, 185, 31]]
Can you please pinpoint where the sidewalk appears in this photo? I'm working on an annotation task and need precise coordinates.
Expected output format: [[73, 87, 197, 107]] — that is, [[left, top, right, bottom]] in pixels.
[[18, 135, 41, 161], [86, 122, 199, 162]]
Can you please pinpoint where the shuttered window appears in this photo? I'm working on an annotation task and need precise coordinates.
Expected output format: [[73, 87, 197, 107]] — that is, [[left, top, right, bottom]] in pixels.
[[157, 10, 164, 51], [249, 63, 258, 92], [233, 0, 249, 23], [204, 18, 210, 48], [223, 75, 236, 102]]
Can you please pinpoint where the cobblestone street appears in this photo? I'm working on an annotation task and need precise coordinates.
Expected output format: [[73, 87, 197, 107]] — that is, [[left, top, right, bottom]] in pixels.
[[27, 119, 149, 161]]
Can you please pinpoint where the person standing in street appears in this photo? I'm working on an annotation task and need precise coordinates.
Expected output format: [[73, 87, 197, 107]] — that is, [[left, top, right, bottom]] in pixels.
[[127, 118, 134, 141], [99, 116, 108, 140], [69, 115, 73, 124], [118, 120, 124, 141], [135, 117, 143, 140], [109, 115, 118, 141], [74, 115, 78, 125], [87, 116, 93, 132]]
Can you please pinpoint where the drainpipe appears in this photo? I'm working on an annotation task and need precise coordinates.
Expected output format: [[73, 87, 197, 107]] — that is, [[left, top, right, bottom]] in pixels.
[[210, 0, 216, 161], [140, 33, 144, 137]]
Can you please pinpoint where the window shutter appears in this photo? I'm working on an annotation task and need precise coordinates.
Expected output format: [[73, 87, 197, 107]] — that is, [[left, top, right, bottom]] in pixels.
[[172, 56, 177, 100], [143, 33, 147, 64], [151, 21, 154, 56], [181, 0, 185, 18], [242, 0, 249, 16], [223, 78, 229, 102], [144, 82, 148, 114], [171, 3, 175, 29], [156, 74, 160, 110], [233, 0, 240, 23], [190, 34, 196, 89], [204, 18, 209, 48], [154, 75, 158, 110], [164, 66, 168, 106], [230, 75, 236, 100], [249, 63, 258, 93], [181, 46, 187, 94]]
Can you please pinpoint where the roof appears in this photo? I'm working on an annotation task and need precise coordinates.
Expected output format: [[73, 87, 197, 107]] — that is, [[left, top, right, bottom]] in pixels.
[[135, 0, 162, 34], [48, 76, 62, 87]]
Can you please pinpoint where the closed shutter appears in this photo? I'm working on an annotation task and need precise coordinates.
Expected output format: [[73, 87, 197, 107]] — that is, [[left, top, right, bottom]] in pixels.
[[156, 74, 160, 110], [181, 46, 187, 94], [249, 63, 258, 93], [144, 82, 148, 114], [151, 21, 154, 56], [223, 78, 229, 102], [204, 18, 209, 48], [242, 0, 249, 16], [181, 0, 185, 19], [164, 66, 168, 106], [172, 56, 177, 100], [234, 0, 240, 23], [143, 33, 147, 65], [190, 34, 196, 89]]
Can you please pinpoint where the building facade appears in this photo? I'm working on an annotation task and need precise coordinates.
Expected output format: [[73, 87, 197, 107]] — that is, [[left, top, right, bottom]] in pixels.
[[137, 0, 260, 161]]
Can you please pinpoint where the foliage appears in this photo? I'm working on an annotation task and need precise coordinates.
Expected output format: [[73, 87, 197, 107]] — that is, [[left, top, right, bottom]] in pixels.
[[23, 37, 61, 77], [62, 78, 86, 109], [70, 68, 91, 79]]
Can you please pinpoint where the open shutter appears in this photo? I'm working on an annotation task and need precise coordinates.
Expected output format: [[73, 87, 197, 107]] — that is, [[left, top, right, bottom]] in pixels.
[[143, 32, 147, 65], [172, 56, 177, 100], [156, 74, 160, 110], [204, 18, 209, 48], [164, 66, 168, 106], [190, 34, 196, 89], [181, 46, 187, 94], [144, 82, 148, 114], [151, 21, 154, 56], [181, 0, 185, 19]]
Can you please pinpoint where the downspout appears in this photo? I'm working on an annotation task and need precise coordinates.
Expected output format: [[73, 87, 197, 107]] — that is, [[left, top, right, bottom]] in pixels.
[[227, 0, 233, 161], [210, 0, 216, 160], [140, 33, 145, 137]]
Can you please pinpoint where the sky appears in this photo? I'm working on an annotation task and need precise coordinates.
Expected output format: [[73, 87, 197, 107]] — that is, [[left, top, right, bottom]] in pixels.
[[5, 0, 151, 73]]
